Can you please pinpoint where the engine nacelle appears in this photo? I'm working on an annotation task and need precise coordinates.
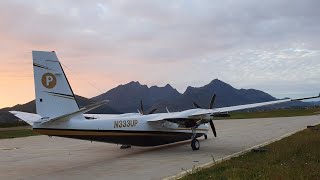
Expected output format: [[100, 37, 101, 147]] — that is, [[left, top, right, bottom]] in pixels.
[[213, 112, 230, 117]]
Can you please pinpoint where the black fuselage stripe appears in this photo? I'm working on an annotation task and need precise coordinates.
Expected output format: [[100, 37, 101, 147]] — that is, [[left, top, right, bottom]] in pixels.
[[34, 128, 206, 146], [34, 128, 198, 135]]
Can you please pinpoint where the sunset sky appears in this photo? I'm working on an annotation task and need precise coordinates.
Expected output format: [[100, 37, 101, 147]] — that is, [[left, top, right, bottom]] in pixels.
[[1, 0, 320, 108]]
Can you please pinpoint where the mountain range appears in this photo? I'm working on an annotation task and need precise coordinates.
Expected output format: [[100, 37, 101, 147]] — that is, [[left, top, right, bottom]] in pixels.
[[0, 79, 311, 124]]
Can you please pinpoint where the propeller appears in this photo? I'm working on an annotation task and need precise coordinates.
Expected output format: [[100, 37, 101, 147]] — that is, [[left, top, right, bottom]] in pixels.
[[148, 108, 158, 114], [140, 100, 144, 114], [209, 120, 217, 137], [192, 94, 216, 109], [166, 107, 170, 113], [193, 102, 201, 109], [138, 100, 158, 115], [209, 94, 216, 109], [193, 94, 217, 137]]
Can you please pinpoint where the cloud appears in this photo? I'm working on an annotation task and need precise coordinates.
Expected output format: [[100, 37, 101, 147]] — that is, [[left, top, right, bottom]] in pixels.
[[0, 0, 319, 107]]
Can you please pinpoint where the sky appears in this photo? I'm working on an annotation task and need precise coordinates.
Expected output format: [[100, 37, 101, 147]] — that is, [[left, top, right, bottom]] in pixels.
[[0, 0, 320, 108]]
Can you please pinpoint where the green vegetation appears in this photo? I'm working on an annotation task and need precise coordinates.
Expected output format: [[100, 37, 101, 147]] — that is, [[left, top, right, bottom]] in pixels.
[[217, 107, 320, 120], [0, 129, 39, 139], [182, 124, 320, 180], [0, 121, 28, 128]]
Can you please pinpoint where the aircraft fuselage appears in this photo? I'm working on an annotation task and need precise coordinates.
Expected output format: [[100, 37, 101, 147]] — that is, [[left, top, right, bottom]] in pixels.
[[33, 112, 209, 146]]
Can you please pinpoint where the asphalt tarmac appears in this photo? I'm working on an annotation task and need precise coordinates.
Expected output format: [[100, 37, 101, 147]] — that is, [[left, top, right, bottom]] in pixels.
[[1, 115, 319, 180]]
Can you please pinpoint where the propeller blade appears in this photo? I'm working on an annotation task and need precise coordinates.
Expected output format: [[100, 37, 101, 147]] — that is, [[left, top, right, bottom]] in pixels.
[[193, 102, 202, 108], [209, 120, 217, 137], [140, 100, 144, 115], [148, 108, 157, 114], [140, 100, 158, 115], [209, 94, 216, 109]]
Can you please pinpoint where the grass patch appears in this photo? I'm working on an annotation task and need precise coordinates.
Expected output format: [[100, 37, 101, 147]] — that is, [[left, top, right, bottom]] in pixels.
[[182, 124, 320, 180], [0, 121, 29, 128], [217, 107, 320, 120], [0, 129, 39, 139]]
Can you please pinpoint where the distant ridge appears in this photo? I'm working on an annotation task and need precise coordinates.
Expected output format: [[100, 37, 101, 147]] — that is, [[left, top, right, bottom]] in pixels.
[[0, 79, 312, 124], [148, 79, 277, 112], [92, 81, 180, 113]]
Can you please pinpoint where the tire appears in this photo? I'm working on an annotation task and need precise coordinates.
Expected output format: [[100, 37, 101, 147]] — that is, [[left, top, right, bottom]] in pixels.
[[191, 139, 200, 150]]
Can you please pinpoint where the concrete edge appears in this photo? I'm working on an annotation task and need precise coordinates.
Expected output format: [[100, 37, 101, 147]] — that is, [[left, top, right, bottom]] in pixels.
[[163, 124, 317, 180]]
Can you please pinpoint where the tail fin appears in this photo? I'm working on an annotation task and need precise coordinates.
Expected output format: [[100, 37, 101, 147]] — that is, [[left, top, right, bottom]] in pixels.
[[33, 51, 80, 119]]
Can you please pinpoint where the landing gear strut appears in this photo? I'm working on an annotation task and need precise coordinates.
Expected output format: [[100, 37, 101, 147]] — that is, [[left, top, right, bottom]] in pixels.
[[204, 134, 208, 139]]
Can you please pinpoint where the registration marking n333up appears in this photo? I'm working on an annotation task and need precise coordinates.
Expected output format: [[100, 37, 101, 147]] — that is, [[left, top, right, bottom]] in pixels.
[[114, 120, 138, 128]]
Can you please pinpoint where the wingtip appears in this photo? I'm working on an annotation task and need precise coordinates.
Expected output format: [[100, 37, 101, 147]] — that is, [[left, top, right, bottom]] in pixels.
[[9, 111, 17, 115]]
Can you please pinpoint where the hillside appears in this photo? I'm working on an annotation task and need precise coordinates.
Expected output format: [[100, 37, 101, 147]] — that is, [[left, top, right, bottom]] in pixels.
[[1, 79, 313, 125]]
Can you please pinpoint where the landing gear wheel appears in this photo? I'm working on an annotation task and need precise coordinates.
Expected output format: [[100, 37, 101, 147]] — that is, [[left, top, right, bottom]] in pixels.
[[191, 139, 200, 150], [204, 134, 208, 139]]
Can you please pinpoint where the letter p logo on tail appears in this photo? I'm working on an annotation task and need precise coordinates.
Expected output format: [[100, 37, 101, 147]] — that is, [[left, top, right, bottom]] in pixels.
[[42, 73, 57, 89]]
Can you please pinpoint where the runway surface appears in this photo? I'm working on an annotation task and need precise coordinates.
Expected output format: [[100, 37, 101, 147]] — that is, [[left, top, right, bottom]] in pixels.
[[1, 115, 319, 180]]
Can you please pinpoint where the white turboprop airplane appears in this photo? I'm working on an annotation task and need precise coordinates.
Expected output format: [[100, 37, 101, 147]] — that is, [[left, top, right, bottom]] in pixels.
[[10, 51, 320, 150]]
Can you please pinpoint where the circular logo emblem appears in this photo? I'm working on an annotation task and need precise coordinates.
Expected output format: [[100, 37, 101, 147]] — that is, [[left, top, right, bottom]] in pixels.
[[42, 73, 57, 89]]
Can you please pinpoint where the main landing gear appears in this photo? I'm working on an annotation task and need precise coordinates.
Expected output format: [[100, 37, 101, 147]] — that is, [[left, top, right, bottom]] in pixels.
[[190, 127, 200, 150], [191, 138, 200, 150]]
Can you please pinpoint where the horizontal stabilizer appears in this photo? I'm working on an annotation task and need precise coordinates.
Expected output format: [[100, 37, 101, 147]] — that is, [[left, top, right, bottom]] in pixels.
[[9, 111, 42, 126], [39, 100, 109, 125]]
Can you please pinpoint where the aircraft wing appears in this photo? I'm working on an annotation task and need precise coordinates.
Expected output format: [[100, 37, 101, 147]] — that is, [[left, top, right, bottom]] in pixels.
[[147, 94, 320, 125], [190, 95, 320, 117]]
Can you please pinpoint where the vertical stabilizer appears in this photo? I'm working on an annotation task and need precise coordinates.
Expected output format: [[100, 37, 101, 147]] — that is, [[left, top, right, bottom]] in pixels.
[[33, 51, 80, 119]]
